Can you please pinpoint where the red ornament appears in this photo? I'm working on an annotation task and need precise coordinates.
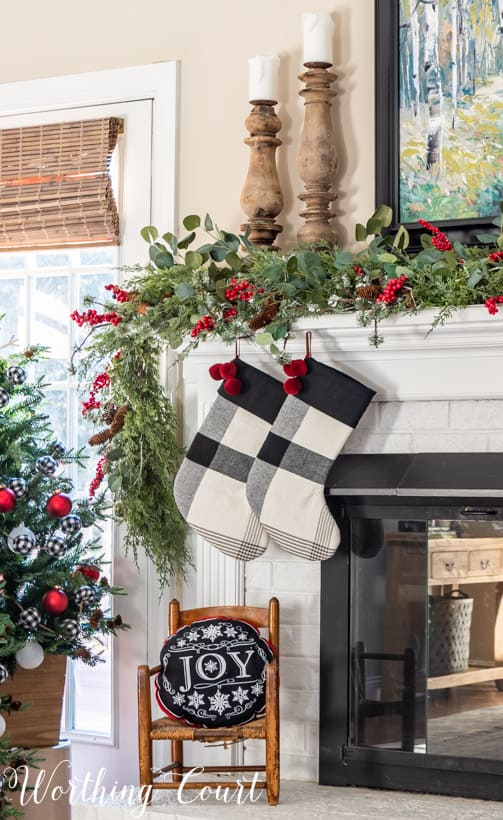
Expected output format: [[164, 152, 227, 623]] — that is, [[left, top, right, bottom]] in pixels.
[[42, 588, 69, 615], [0, 488, 17, 513], [220, 361, 238, 379], [224, 377, 243, 396], [284, 377, 302, 396], [283, 359, 308, 378], [76, 565, 100, 582], [209, 363, 223, 381], [46, 492, 73, 518]]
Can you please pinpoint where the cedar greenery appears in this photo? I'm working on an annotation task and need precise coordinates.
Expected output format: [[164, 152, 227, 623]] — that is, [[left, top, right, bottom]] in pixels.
[[72, 206, 503, 579]]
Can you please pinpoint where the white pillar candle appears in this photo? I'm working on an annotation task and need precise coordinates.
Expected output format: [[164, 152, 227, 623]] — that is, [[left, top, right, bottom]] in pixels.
[[302, 12, 334, 65], [248, 54, 280, 102]]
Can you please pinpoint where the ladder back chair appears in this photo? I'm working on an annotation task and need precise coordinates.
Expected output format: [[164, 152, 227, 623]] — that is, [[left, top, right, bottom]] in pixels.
[[137, 597, 280, 805]]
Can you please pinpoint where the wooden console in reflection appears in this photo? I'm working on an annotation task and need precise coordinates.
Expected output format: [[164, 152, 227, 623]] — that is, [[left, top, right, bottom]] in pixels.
[[386, 533, 503, 691]]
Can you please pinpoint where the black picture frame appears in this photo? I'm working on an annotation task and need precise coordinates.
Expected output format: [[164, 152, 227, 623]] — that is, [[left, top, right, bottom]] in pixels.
[[375, 0, 501, 249]]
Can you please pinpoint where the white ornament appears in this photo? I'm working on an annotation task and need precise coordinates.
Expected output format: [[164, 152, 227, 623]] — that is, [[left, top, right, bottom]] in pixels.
[[0, 714, 6, 736], [16, 642, 44, 669]]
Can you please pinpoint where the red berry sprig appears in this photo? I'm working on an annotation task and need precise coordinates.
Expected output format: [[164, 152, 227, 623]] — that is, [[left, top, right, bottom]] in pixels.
[[91, 371, 111, 392], [89, 455, 108, 497], [488, 251, 503, 264], [71, 309, 122, 327], [417, 219, 454, 252], [190, 315, 215, 338], [484, 295, 503, 315], [353, 265, 365, 277], [376, 275, 408, 304], [81, 395, 102, 415], [82, 370, 112, 416], [223, 308, 238, 321], [104, 284, 135, 303], [225, 277, 264, 303]]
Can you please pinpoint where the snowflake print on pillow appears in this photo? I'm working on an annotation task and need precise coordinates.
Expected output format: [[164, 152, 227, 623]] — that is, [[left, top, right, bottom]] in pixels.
[[155, 617, 274, 727]]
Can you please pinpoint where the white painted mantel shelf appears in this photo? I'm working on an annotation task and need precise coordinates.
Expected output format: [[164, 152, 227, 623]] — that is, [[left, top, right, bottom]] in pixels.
[[182, 305, 503, 402]]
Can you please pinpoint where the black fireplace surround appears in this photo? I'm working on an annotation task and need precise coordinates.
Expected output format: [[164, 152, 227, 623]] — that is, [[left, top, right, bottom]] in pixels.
[[321, 453, 503, 801]]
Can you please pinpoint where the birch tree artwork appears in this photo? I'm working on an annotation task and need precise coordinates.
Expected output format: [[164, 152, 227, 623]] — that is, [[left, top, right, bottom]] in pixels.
[[399, 0, 503, 223]]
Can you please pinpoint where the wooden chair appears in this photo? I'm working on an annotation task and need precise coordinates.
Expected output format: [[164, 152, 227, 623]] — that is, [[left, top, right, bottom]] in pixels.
[[138, 597, 280, 805]]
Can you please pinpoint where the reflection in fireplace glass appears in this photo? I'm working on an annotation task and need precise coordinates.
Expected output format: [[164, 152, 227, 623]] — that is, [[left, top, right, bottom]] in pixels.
[[350, 517, 503, 760]]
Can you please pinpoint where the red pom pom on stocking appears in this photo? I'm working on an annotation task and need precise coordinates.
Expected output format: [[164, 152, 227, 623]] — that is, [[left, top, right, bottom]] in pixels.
[[283, 359, 308, 378], [283, 377, 302, 395], [220, 361, 238, 379], [224, 377, 243, 396], [209, 363, 223, 380]]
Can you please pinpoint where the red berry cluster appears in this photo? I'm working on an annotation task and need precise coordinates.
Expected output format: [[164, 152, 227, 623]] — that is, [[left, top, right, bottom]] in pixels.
[[353, 266, 365, 277], [417, 219, 453, 252], [91, 371, 111, 392], [377, 275, 408, 304], [225, 277, 264, 303], [282, 359, 308, 395], [190, 315, 215, 338], [82, 370, 111, 415], [223, 308, 238, 321], [208, 360, 242, 395], [488, 251, 503, 264], [104, 284, 135, 303], [89, 455, 108, 497], [82, 394, 102, 415], [71, 309, 122, 327], [484, 295, 503, 315]]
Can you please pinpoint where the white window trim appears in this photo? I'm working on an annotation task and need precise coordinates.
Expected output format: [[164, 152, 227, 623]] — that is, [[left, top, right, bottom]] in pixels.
[[0, 63, 178, 753], [0, 62, 178, 241]]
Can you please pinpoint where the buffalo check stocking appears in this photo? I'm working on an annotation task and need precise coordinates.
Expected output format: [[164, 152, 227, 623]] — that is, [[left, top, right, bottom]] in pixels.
[[246, 358, 375, 561], [173, 359, 285, 561]]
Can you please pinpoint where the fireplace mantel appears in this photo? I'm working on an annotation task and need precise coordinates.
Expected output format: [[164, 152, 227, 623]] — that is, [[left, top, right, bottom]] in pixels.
[[177, 305, 503, 779], [184, 305, 503, 401]]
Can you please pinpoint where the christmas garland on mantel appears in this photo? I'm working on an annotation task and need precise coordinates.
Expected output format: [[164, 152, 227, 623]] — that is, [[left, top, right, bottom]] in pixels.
[[71, 205, 503, 581]]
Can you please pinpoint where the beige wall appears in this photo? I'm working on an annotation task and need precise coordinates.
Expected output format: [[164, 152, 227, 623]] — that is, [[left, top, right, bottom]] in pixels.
[[1, 0, 374, 247]]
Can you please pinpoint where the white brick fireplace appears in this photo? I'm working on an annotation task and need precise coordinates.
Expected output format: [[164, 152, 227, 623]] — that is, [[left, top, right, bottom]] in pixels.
[[178, 306, 503, 781]]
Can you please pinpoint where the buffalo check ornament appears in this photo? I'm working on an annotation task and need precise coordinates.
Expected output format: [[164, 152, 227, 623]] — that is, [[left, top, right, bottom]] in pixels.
[[246, 357, 375, 561], [173, 359, 285, 561]]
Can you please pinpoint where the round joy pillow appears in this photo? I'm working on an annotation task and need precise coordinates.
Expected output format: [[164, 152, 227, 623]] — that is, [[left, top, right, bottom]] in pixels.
[[155, 617, 274, 727]]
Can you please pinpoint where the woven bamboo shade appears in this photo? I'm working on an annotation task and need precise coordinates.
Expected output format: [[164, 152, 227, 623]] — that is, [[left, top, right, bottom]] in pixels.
[[0, 117, 122, 251]]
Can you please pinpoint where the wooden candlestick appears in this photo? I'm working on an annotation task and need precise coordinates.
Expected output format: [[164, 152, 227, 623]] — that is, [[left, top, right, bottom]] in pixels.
[[296, 65, 337, 245], [240, 102, 283, 248]]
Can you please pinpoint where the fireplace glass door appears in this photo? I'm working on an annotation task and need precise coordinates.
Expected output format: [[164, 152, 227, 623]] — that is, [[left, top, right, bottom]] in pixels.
[[350, 514, 503, 761]]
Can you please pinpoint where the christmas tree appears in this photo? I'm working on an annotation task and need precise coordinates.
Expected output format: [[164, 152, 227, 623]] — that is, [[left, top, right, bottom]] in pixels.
[[0, 326, 127, 692]]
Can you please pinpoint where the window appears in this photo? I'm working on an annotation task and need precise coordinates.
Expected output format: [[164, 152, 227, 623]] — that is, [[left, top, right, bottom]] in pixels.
[[0, 63, 177, 786]]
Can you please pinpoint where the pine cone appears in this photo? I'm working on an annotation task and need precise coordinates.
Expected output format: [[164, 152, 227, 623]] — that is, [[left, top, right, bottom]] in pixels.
[[88, 428, 113, 447], [110, 406, 127, 436], [355, 285, 381, 300], [102, 401, 117, 425], [249, 301, 280, 331]]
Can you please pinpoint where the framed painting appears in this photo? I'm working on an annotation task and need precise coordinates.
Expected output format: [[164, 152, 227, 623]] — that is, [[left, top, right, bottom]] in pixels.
[[375, 0, 503, 246]]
